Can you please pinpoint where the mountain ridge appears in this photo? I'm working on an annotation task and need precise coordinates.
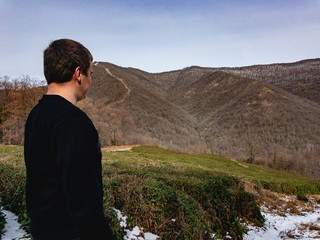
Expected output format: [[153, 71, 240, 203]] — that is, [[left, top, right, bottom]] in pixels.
[[1, 59, 318, 179], [81, 58, 320, 179]]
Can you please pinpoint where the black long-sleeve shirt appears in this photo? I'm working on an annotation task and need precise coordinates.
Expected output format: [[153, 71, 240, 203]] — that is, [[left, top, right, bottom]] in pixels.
[[24, 95, 114, 240]]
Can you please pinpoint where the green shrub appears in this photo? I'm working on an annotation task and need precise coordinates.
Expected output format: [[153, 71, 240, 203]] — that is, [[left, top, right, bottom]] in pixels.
[[297, 193, 308, 202], [0, 203, 6, 239], [182, 176, 263, 238], [234, 190, 264, 227], [104, 208, 124, 240], [101, 169, 263, 240], [103, 174, 213, 239], [0, 162, 29, 232]]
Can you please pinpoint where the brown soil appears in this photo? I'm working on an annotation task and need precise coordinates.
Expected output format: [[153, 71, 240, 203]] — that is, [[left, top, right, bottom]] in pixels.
[[101, 145, 140, 152], [230, 158, 249, 168]]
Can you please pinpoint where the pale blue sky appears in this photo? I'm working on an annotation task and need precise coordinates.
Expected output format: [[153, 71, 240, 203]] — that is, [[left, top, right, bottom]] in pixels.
[[1, 0, 320, 80]]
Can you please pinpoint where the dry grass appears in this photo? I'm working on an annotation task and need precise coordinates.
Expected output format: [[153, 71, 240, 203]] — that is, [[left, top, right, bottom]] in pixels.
[[240, 180, 320, 218]]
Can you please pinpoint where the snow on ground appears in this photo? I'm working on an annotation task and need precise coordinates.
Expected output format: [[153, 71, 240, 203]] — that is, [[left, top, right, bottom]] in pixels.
[[0, 207, 159, 240], [244, 196, 320, 240], [244, 210, 320, 240], [0, 207, 29, 240], [113, 208, 160, 240], [1, 199, 319, 239]]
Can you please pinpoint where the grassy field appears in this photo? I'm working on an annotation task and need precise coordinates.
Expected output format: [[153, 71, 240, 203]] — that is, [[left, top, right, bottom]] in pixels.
[[128, 146, 320, 194], [0, 145, 319, 239]]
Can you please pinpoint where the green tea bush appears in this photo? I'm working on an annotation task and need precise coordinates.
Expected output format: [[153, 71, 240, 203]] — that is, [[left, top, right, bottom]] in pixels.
[[234, 190, 264, 226], [0, 162, 29, 232], [104, 174, 212, 239], [104, 207, 124, 240], [261, 181, 320, 196], [102, 170, 264, 239], [181, 176, 264, 238], [0, 202, 6, 238], [296, 193, 308, 202]]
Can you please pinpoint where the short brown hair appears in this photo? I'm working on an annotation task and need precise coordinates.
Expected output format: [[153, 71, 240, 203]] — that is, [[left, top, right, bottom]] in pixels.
[[44, 39, 93, 84]]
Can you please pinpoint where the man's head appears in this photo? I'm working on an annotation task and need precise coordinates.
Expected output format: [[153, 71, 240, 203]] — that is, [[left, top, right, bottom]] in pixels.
[[44, 39, 93, 85]]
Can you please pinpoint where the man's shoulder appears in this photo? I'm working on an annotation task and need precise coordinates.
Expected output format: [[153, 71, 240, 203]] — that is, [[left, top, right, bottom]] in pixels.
[[28, 95, 93, 130], [39, 95, 87, 116]]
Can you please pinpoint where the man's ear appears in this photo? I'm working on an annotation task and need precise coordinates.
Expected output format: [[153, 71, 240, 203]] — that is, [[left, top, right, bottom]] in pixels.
[[73, 67, 81, 81]]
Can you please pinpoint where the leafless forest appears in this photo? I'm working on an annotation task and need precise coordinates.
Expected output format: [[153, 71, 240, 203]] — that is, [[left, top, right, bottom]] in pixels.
[[1, 59, 319, 180]]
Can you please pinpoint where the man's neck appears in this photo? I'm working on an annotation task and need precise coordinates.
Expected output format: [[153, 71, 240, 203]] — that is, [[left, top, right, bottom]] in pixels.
[[47, 82, 78, 105]]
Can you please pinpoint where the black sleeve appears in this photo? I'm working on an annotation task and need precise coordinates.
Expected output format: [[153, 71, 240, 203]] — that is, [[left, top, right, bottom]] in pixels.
[[56, 117, 114, 240]]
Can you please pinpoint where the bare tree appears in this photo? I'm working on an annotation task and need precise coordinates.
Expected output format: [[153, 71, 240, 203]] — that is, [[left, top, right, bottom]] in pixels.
[[0, 76, 45, 144]]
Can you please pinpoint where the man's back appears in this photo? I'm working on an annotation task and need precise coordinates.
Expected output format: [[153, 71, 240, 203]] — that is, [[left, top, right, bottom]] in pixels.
[[25, 95, 113, 239]]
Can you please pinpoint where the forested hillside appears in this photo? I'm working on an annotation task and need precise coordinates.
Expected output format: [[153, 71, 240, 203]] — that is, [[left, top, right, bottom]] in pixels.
[[0, 58, 319, 179], [0, 76, 45, 145]]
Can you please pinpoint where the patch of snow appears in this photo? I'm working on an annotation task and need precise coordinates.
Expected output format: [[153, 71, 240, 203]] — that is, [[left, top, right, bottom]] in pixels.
[[113, 207, 128, 228], [225, 232, 232, 239], [244, 202, 320, 240], [2, 202, 319, 240], [124, 226, 143, 240], [144, 232, 161, 240], [1, 208, 29, 240], [113, 208, 160, 240], [1, 206, 159, 240]]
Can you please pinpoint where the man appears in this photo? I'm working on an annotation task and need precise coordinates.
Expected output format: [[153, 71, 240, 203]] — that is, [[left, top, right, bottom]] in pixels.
[[24, 39, 115, 240]]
